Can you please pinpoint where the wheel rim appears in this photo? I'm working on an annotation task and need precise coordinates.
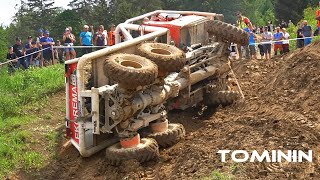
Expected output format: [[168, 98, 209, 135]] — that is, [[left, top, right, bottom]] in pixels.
[[120, 134, 140, 148]]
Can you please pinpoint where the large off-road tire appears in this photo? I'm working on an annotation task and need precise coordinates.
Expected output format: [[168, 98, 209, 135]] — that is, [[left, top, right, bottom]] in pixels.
[[145, 123, 185, 148], [137, 43, 186, 73], [105, 138, 160, 166], [104, 54, 158, 88], [206, 20, 250, 46]]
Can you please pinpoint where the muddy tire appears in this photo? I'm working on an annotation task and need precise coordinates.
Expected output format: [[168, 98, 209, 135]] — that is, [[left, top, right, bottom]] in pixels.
[[104, 54, 158, 88], [105, 138, 160, 166], [145, 123, 185, 148], [137, 43, 186, 72], [205, 90, 240, 107], [206, 20, 250, 46]]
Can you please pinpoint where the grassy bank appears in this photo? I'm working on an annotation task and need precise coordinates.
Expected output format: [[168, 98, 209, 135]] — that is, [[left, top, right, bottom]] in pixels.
[[0, 64, 65, 178]]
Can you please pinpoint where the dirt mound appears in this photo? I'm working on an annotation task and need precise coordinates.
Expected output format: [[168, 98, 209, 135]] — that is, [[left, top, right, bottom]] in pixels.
[[19, 42, 320, 180]]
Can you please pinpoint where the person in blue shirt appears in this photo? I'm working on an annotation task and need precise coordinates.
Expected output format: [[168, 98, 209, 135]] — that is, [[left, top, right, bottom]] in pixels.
[[273, 27, 283, 56], [40, 30, 55, 66], [249, 30, 258, 60], [302, 20, 313, 46], [80, 25, 94, 54]]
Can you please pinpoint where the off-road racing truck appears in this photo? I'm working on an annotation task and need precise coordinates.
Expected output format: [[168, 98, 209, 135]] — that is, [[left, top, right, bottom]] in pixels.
[[65, 10, 249, 165]]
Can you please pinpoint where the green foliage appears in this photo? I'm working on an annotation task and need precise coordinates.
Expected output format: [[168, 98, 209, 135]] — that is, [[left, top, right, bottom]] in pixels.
[[0, 26, 8, 63], [0, 64, 64, 119], [202, 170, 234, 180]]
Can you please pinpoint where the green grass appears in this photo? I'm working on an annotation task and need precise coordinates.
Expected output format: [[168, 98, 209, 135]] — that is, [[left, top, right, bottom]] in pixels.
[[0, 64, 65, 178], [0, 64, 64, 119], [202, 170, 234, 180]]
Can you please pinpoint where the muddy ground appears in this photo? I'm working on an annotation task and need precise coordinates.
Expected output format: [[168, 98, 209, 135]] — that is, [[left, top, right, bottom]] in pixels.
[[18, 42, 320, 180]]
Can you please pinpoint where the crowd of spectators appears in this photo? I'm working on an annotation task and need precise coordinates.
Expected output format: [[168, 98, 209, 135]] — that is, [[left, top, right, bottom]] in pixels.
[[232, 9, 319, 60], [4, 24, 117, 75]]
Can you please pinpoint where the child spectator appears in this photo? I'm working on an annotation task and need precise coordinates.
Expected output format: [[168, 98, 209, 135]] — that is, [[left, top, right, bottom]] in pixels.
[[6, 46, 18, 75], [282, 28, 290, 53], [273, 27, 283, 55], [30, 41, 40, 67], [55, 40, 64, 63]]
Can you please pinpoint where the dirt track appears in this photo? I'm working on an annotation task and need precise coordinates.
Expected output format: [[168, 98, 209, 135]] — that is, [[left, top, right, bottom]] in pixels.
[[23, 42, 320, 180]]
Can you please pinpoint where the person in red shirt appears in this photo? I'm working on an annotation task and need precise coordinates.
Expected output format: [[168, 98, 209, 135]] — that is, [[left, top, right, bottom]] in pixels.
[[316, 2, 320, 30], [236, 12, 253, 59], [108, 24, 116, 46]]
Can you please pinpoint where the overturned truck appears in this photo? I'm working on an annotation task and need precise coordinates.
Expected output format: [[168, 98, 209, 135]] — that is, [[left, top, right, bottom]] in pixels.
[[65, 10, 249, 165]]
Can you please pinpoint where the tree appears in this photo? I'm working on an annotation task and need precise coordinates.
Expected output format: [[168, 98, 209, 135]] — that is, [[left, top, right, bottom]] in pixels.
[[68, 0, 96, 24], [275, 0, 308, 24]]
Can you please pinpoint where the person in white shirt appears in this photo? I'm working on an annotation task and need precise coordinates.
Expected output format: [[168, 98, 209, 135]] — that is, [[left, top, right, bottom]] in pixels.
[[261, 26, 273, 60], [282, 28, 290, 53], [99, 25, 109, 46]]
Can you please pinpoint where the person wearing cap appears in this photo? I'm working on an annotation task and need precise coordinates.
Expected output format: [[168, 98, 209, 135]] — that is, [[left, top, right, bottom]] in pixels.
[[63, 27, 76, 60], [281, 28, 290, 53], [13, 37, 28, 69], [80, 25, 93, 54], [108, 24, 116, 46], [302, 20, 313, 46], [40, 30, 55, 66], [273, 27, 283, 56], [24, 35, 33, 68]]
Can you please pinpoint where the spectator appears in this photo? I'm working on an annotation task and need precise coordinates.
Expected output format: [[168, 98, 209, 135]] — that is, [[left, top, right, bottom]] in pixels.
[[316, 2, 320, 31], [30, 41, 40, 67], [36, 29, 44, 44], [55, 40, 64, 63], [6, 46, 18, 75], [13, 37, 28, 69], [230, 42, 237, 60], [99, 25, 108, 46], [236, 12, 252, 59], [280, 20, 288, 28], [24, 35, 33, 68], [282, 28, 290, 53], [95, 28, 106, 49], [63, 27, 76, 60], [108, 24, 116, 46], [302, 20, 313, 46], [249, 30, 258, 60], [288, 20, 293, 27], [40, 30, 55, 66], [262, 26, 272, 60], [296, 23, 304, 48], [268, 21, 274, 32], [273, 27, 283, 56], [80, 25, 93, 54]]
